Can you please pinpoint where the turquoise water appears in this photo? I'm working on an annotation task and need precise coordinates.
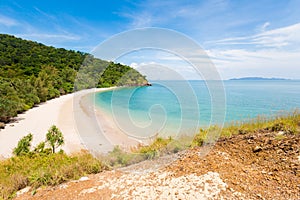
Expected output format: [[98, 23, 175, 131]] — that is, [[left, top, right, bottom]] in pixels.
[[95, 80, 300, 137]]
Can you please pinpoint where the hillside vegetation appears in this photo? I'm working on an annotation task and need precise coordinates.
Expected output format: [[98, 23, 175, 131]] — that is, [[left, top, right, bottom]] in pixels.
[[0, 34, 148, 123], [1, 111, 299, 199]]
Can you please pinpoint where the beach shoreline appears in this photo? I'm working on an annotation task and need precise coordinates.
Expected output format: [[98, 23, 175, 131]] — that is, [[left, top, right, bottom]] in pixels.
[[79, 89, 147, 153], [0, 87, 138, 159]]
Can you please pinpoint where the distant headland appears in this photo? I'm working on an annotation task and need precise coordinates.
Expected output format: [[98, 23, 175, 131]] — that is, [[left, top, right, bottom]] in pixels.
[[229, 77, 290, 81]]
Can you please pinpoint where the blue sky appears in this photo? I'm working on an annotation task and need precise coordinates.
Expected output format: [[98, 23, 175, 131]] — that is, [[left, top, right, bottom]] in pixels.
[[1, 0, 300, 79]]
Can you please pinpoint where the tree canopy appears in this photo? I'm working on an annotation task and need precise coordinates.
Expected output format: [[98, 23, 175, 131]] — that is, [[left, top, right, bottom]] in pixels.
[[0, 34, 148, 123]]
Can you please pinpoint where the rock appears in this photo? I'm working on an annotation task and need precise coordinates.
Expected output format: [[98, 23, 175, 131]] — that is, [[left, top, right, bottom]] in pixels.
[[253, 146, 263, 153], [59, 184, 68, 189], [79, 176, 89, 181], [256, 193, 264, 199], [16, 186, 31, 197], [0, 122, 5, 129], [277, 131, 285, 136]]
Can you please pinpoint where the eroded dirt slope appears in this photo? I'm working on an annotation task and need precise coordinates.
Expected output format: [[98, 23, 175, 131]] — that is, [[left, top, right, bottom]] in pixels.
[[16, 131, 300, 200]]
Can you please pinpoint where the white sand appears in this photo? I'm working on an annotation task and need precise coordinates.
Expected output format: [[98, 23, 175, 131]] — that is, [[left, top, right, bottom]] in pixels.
[[0, 88, 137, 159]]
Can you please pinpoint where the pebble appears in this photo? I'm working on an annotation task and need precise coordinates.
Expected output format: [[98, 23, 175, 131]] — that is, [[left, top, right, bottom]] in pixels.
[[78, 176, 89, 181], [277, 131, 285, 136], [16, 187, 31, 197], [253, 146, 263, 153]]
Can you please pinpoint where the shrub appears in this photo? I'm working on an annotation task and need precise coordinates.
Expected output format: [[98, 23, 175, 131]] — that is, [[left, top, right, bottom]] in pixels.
[[0, 151, 107, 199], [46, 125, 64, 153], [13, 134, 33, 156]]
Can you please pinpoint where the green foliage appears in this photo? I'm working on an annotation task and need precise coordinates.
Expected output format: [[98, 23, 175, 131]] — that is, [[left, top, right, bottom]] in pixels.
[[98, 63, 148, 87], [0, 78, 23, 122], [0, 34, 85, 78], [220, 110, 300, 137], [13, 134, 33, 156], [0, 152, 107, 199], [0, 34, 148, 123], [107, 146, 139, 167], [192, 126, 222, 147], [46, 125, 64, 153], [105, 137, 180, 168], [33, 142, 52, 156], [192, 110, 300, 146], [0, 126, 107, 199], [137, 137, 174, 159]]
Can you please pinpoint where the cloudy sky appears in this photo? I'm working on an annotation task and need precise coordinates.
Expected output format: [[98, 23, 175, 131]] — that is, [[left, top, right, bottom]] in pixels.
[[1, 0, 300, 79]]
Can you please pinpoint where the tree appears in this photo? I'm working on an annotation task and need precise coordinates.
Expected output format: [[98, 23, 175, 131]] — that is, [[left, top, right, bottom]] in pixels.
[[13, 133, 33, 156], [0, 79, 23, 122], [46, 125, 64, 153], [0, 33, 148, 123]]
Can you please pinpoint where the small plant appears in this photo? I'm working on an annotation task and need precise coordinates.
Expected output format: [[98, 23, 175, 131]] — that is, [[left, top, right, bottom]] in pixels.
[[192, 126, 221, 147], [13, 134, 33, 156], [33, 142, 51, 155], [46, 125, 64, 153], [137, 137, 174, 159], [108, 146, 131, 166]]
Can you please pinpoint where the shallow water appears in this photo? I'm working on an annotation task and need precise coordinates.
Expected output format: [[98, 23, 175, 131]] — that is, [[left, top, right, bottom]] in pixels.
[[94, 80, 300, 137]]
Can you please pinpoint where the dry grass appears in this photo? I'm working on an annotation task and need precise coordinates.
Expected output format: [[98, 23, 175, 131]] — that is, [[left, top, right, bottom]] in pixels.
[[221, 110, 300, 137], [192, 110, 300, 146], [0, 151, 107, 199]]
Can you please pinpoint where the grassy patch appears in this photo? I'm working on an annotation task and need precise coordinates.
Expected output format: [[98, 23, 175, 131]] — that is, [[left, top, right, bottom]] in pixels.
[[0, 151, 107, 199], [105, 137, 186, 168], [135, 137, 177, 159], [191, 110, 300, 147], [225, 110, 299, 135], [106, 111, 300, 167], [105, 145, 144, 167]]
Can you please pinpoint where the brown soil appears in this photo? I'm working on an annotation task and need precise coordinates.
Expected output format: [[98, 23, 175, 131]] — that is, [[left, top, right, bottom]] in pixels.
[[15, 131, 300, 200]]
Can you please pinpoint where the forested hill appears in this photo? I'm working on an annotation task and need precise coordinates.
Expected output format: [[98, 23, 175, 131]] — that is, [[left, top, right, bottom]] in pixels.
[[0, 34, 148, 123]]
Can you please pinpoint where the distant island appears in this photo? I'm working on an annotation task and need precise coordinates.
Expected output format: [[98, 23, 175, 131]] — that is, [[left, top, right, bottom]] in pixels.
[[229, 77, 290, 81]]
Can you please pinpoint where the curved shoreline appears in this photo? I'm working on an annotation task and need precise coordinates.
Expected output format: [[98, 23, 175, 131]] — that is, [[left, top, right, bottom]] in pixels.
[[0, 88, 133, 159], [81, 89, 147, 153]]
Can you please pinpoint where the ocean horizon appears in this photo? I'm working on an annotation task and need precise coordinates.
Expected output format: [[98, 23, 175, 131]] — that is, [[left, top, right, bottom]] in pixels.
[[94, 80, 300, 138]]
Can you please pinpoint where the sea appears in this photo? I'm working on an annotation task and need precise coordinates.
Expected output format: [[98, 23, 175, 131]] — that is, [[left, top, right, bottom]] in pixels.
[[94, 80, 300, 138]]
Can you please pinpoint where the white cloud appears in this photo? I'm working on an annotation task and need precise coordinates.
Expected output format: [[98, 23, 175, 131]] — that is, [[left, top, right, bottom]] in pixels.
[[17, 33, 81, 41], [208, 47, 300, 79], [118, 0, 230, 30], [260, 22, 270, 32], [34, 7, 56, 21], [205, 22, 300, 79], [130, 62, 138, 69], [254, 23, 300, 48], [0, 15, 18, 26], [207, 23, 300, 49]]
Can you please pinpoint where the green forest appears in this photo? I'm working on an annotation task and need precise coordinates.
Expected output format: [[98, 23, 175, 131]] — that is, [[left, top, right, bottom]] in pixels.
[[0, 34, 148, 124]]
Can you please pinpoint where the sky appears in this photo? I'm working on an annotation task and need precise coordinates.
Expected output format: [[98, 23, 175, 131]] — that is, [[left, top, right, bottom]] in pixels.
[[1, 0, 300, 79]]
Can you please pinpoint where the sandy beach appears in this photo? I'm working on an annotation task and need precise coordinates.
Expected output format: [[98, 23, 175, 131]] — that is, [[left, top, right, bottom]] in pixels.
[[0, 88, 140, 159]]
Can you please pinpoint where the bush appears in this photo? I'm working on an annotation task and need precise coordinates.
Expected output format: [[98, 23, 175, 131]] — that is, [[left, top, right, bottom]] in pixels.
[[13, 134, 33, 156], [0, 151, 107, 199], [46, 125, 64, 153]]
